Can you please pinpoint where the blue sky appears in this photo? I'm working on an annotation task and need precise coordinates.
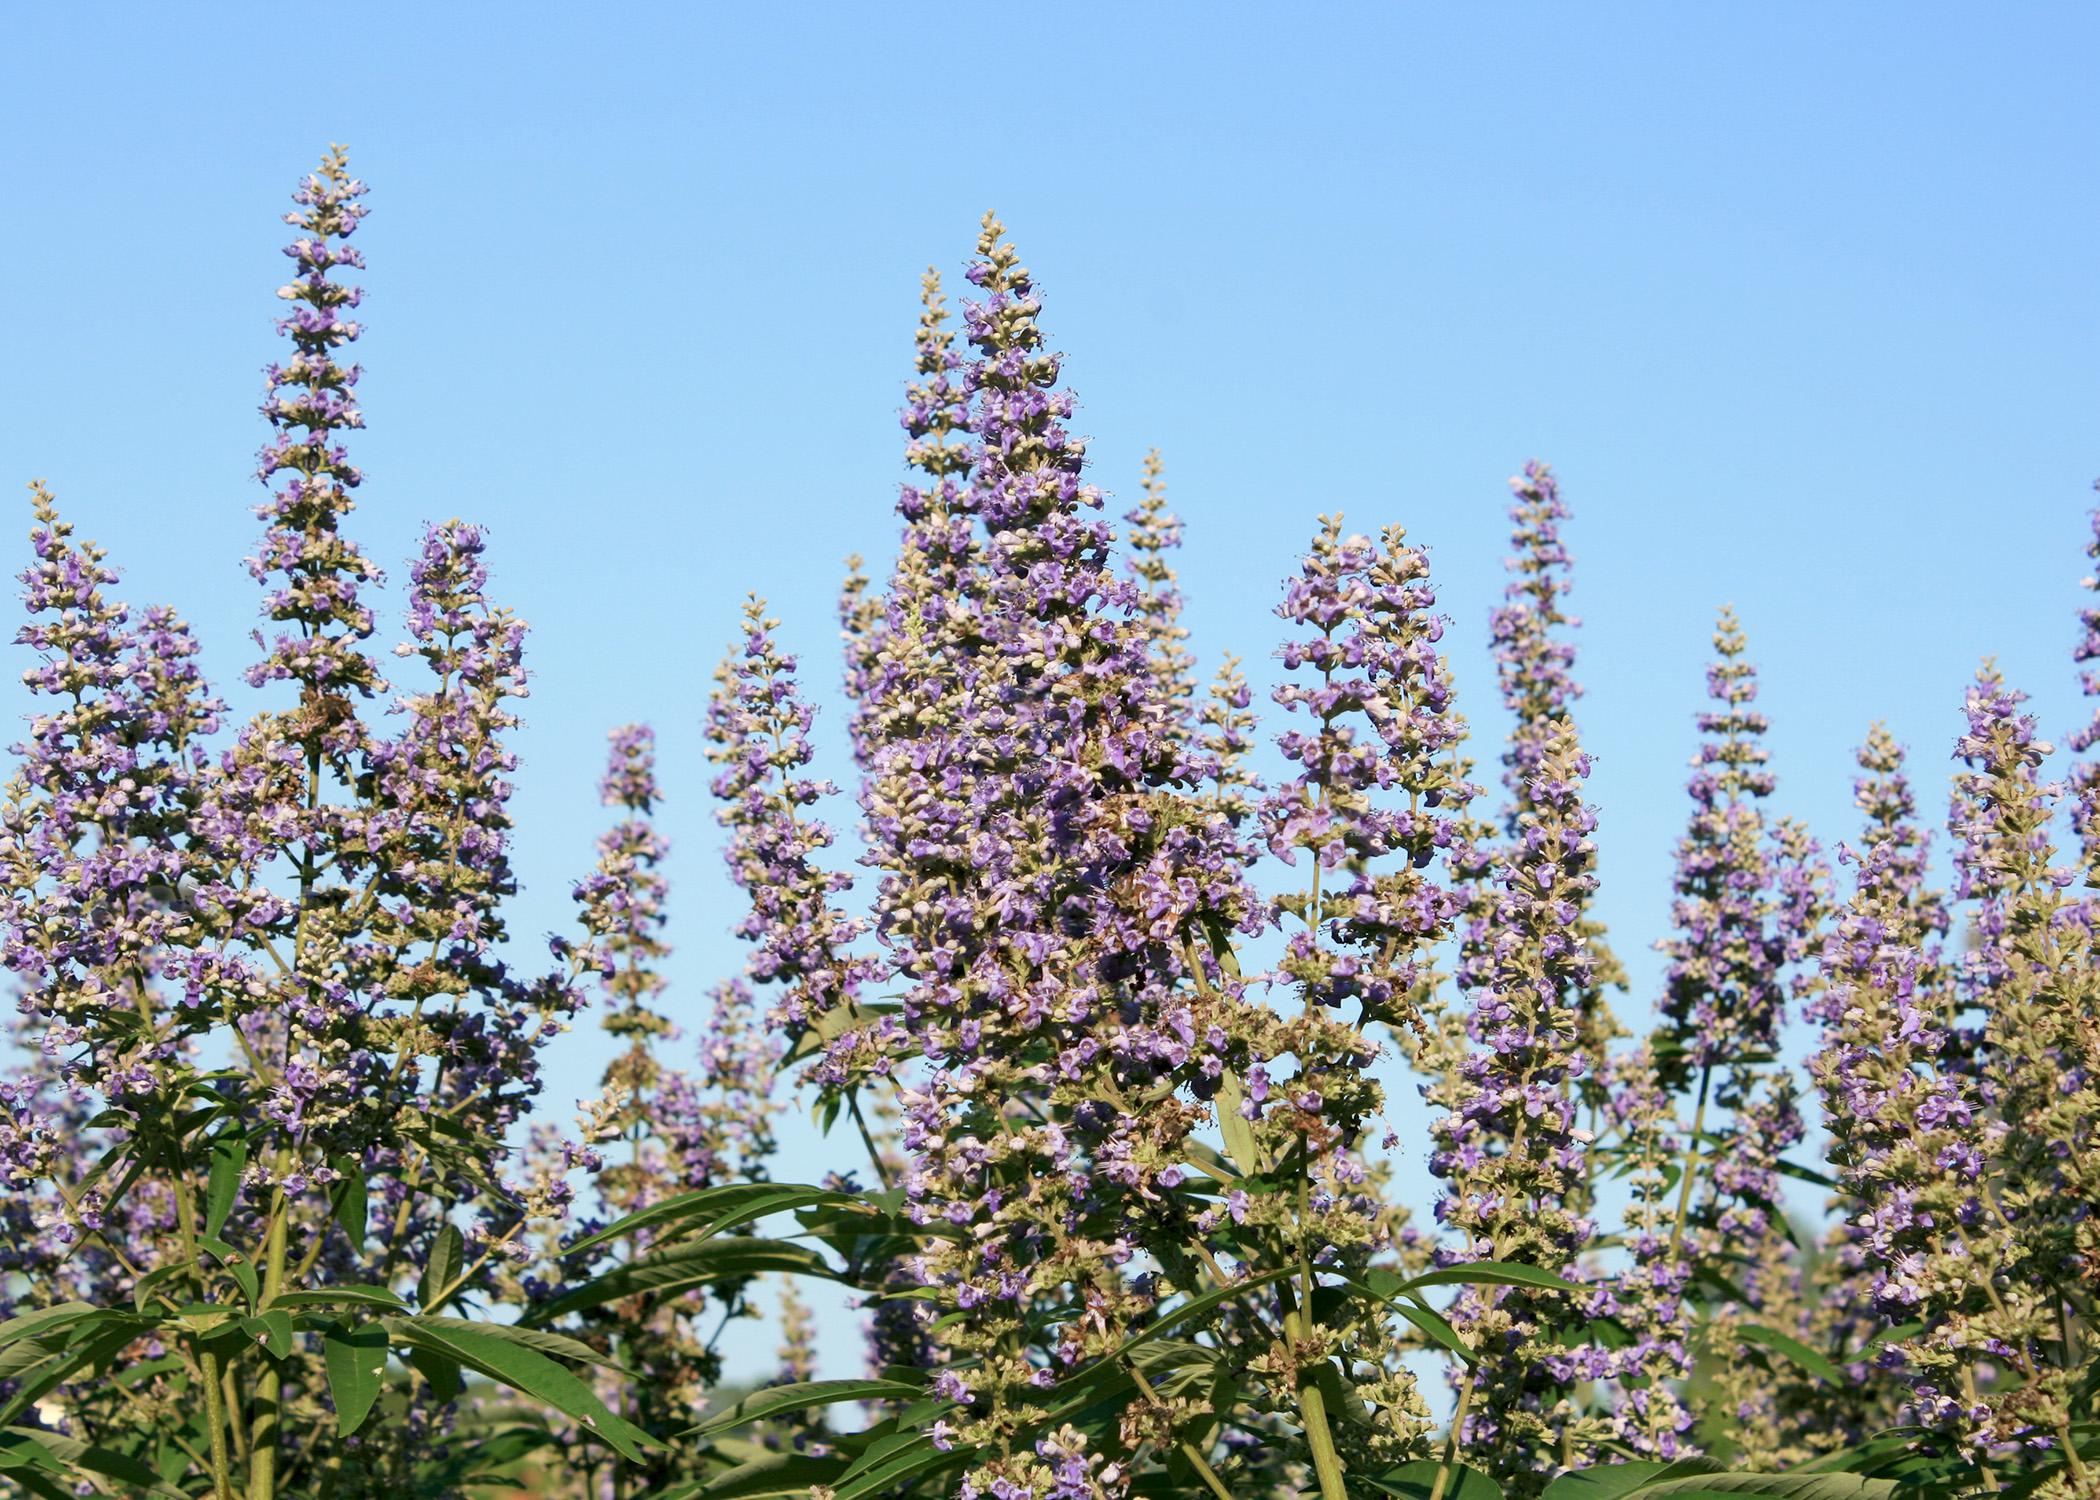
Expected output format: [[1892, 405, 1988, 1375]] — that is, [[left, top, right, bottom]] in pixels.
[[4, 4, 2096, 1378]]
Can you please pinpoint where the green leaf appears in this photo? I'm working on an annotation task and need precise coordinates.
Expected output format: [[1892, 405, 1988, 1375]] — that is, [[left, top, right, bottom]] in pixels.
[[0, 1303, 101, 1352], [271, 1284, 409, 1311], [1850, 1321, 1922, 1361], [564, 1182, 851, 1257], [832, 1439, 971, 1500], [384, 1316, 655, 1462], [1362, 1459, 1505, 1500], [525, 1238, 840, 1325], [239, 1310, 295, 1359], [687, 1377, 923, 1436], [837, 1425, 941, 1482], [667, 1452, 852, 1500], [0, 1431, 68, 1478], [1216, 1071, 1263, 1175], [129, 1263, 189, 1314], [1543, 1460, 1725, 1500], [1690, 1262, 1756, 1308], [1614, 1474, 1897, 1500], [0, 1320, 143, 1426], [419, 1222, 465, 1311], [1062, 1265, 1297, 1381], [407, 1315, 622, 1369], [1729, 1323, 1849, 1386], [1345, 1277, 1475, 1366], [406, 1345, 463, 1405], [1771, 1158, 1840, 1190], [1397, 1262, 1587, 1296], [323, 1322, 388, 1435], [205, 1133, 247, 1238], [329, 1155, 368, 1249], [197, 1236, 259, 1309]]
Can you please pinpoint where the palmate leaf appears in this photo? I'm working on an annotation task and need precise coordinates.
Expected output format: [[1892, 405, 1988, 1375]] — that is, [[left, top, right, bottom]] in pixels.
[[524, 1237, 840, 1326], [686, 1377, 924, 1437], [0, 1319, 148, 1426], [565, 1181, 854, 1257], [406, 1315, 623, 1369], [0, 1304, 103, 1353], [383, 1316, 655, 1462]]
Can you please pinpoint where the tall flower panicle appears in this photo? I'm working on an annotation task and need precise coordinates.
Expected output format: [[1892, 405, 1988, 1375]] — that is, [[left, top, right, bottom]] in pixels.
[[1125, 448, 1198, 749], [705, 597, 875, 1091], [1482, 462, 1624, 1126], [246, 144, 384, 736], [1235, 517, 1493, 1484], [855, 217, 1269, 1500], [1198, 652, 1261, 825], [1923, 667, 2096, 1465], [1781, 731, 1947, 1459], [582, 724, 674, 1194], [548, 734, 785, 1484], [1, 482, 222, 1248], [1812, 679, 2034, 1460], [1489, 464, 1582, 823], [1655, 607, 1788, 1083], [0, 153, 646, 1500], [1260, 517, 1476, 1035], [1626, 609, 1833, 1473], [366, 519, 530, 984], [1425, 720, 1604, 1491], [1596, 1045, 1700, 1458]]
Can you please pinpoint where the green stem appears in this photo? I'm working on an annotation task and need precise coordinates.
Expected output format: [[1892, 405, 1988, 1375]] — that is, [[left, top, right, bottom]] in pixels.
[[1295, 1364, 1349, 1500], [847, 1091, 895, 1193], [196, 1343, 237, 1500], [1428, 1370, 1478, 1500], [1667, 1064, 1713, 1256], [1284, 1162, 1347, 1500], [246, 1201, 290, 1499]]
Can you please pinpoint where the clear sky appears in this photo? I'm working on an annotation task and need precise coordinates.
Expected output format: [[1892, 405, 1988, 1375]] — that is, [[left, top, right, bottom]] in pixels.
[[4, 4, 2096, 1380]]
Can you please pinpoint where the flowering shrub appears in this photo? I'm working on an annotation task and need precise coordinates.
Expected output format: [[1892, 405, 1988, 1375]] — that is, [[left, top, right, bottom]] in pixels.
[[1, 150, 2093, 1500]]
